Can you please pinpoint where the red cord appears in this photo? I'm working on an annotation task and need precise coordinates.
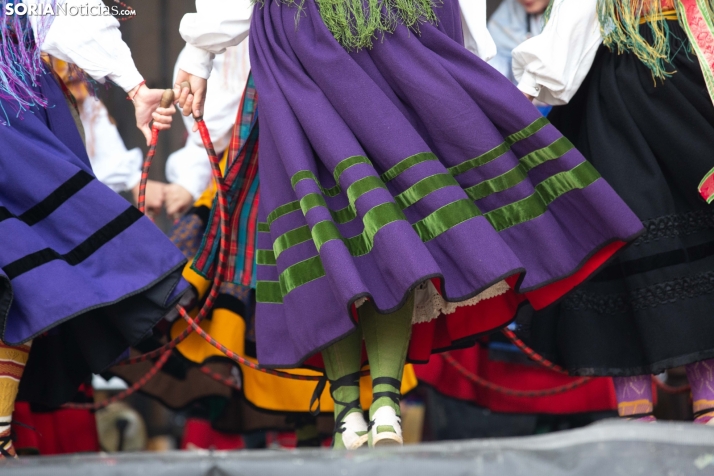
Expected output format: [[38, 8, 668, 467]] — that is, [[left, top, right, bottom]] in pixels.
[[137, 126, 158, 215], [126, 81, 146, 102], [442, 353, 591, 398], [200, 365, 242, 392]]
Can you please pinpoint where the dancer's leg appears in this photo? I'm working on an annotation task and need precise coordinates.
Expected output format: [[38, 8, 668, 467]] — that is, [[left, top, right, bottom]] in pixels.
[[613, 375, 655, 421], [321, 327, 367, 449], [0, 341, 31, 459], [360, 293, 414, 447], [685, 359, 714, 424]]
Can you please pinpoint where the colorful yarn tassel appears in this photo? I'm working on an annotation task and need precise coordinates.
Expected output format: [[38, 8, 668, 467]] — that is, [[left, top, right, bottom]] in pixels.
[[0, 1, 57, 115]]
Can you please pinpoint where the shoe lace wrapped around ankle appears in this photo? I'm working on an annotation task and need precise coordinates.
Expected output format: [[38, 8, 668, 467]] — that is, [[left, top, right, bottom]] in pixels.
[[0, 422, 14, 458], [368, 376, 402, 432]]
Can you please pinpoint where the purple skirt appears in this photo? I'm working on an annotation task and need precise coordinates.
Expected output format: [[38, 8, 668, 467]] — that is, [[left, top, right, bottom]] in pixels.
[[249, 0, 643, 368], [0, 70, 189, 406]]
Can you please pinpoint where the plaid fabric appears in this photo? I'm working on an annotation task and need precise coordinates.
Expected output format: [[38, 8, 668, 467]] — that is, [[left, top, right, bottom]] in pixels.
[[193, 73, 260, 286]]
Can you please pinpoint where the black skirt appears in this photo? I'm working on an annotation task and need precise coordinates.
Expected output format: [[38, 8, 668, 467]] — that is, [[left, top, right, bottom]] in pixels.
[[523, 20, 714, 376]]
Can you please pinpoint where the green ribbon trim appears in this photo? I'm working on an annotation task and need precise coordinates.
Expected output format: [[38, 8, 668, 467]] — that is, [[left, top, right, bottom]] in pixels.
[[257, 161, 600, 302], [258, 118, 551, 233], [256, 249, 277, 266], [413, 199, 483, 242], [485, 161, 601, 232], [256, 280, 283, 304], [448, 117, 549, 177], [380, 152, 438, 183], [291, 155, 371, 197], [257, 254, 327, 306], [273, 225, 312, 259], [677, 0, 714, 112], [465, 137, 574, 201], [279, 256, 326, 297], [308, 202, 409, 256], [255, 118, 594, 304], [697, 166, 714, 204], [395, 173, 461, 210], [344, 203, 407, 256], [267, 200, 302, 227]]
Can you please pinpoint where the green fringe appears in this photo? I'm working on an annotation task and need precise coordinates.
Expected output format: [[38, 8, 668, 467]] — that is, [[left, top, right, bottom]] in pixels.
[[597, 0, 674, 82], [252, 0, 439, 50], [543, 0, 555, 23], [544, 0, 692, 83]]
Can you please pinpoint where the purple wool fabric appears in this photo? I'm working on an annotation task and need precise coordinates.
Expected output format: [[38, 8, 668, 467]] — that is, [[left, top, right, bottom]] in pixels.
[[249, 0, 643, 368], [0, 69, 189, 404]]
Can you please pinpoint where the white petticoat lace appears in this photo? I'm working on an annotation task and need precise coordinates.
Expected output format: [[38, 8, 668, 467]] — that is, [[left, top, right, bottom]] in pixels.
[[353, 280, 511, 324], [412, 279, 511, 324]]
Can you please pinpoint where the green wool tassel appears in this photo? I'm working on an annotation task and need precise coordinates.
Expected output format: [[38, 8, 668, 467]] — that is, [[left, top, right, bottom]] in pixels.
[[597, 0, 673, 82], [544, 0, 697, 83], [253, 0, 439, 50]]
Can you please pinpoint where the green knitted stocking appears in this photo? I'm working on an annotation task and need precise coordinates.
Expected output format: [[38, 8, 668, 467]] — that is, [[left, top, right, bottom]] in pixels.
[[360, 293, 414, 425], [321, 327, 364, 449]]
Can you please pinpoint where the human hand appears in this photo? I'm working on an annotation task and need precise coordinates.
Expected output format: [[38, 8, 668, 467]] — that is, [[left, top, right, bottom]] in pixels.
[[129, 83, 176, 146], [174, 69, 208, 131], [164, 183, 194, 221], [131, 179, 166, 218]]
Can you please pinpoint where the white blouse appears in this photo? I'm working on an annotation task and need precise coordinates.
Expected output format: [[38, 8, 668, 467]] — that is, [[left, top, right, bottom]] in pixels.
[[512, 0, 602, 105], [79, 98, 143, 193], [28, 0, 143, 92], [179, 0, 497, 79]]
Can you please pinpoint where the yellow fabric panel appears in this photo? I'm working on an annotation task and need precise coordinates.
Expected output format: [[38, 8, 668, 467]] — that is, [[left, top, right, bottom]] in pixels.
[[182, 260, 212, 301], [171, 307, 418, 413], [241, 363, 417, 414], [172, 308, 245, 362]]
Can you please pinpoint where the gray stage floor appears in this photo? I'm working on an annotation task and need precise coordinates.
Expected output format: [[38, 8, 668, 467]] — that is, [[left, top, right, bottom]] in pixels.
[[2, 420, 714, 475]]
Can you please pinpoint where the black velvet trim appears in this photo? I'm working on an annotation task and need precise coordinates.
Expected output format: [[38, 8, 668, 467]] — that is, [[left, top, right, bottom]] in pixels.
[[0, 171, 93, 227], [4, 206, 142, 279], [592, 240, 714, 282], [244, 340, 258, 359], [191, 205, 211, 225], [213, 294, 246, 316]]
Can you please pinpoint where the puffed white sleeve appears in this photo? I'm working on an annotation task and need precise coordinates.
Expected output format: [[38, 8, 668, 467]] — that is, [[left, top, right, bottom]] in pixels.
[[178, 0, 253, 80], [28, 0, 144, 92], [512, 0, 602, 105], [81, 100, 143, 192], [165, 142, 213, 200], [459, 0, 497, 61]]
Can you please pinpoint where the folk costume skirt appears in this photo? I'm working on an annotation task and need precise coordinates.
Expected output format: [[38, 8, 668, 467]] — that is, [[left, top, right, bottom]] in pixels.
[[526, 20, 714, 376], [0, 70, 189, 406], [111, 91, 417, 425], [249, 0, 643, 369]]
